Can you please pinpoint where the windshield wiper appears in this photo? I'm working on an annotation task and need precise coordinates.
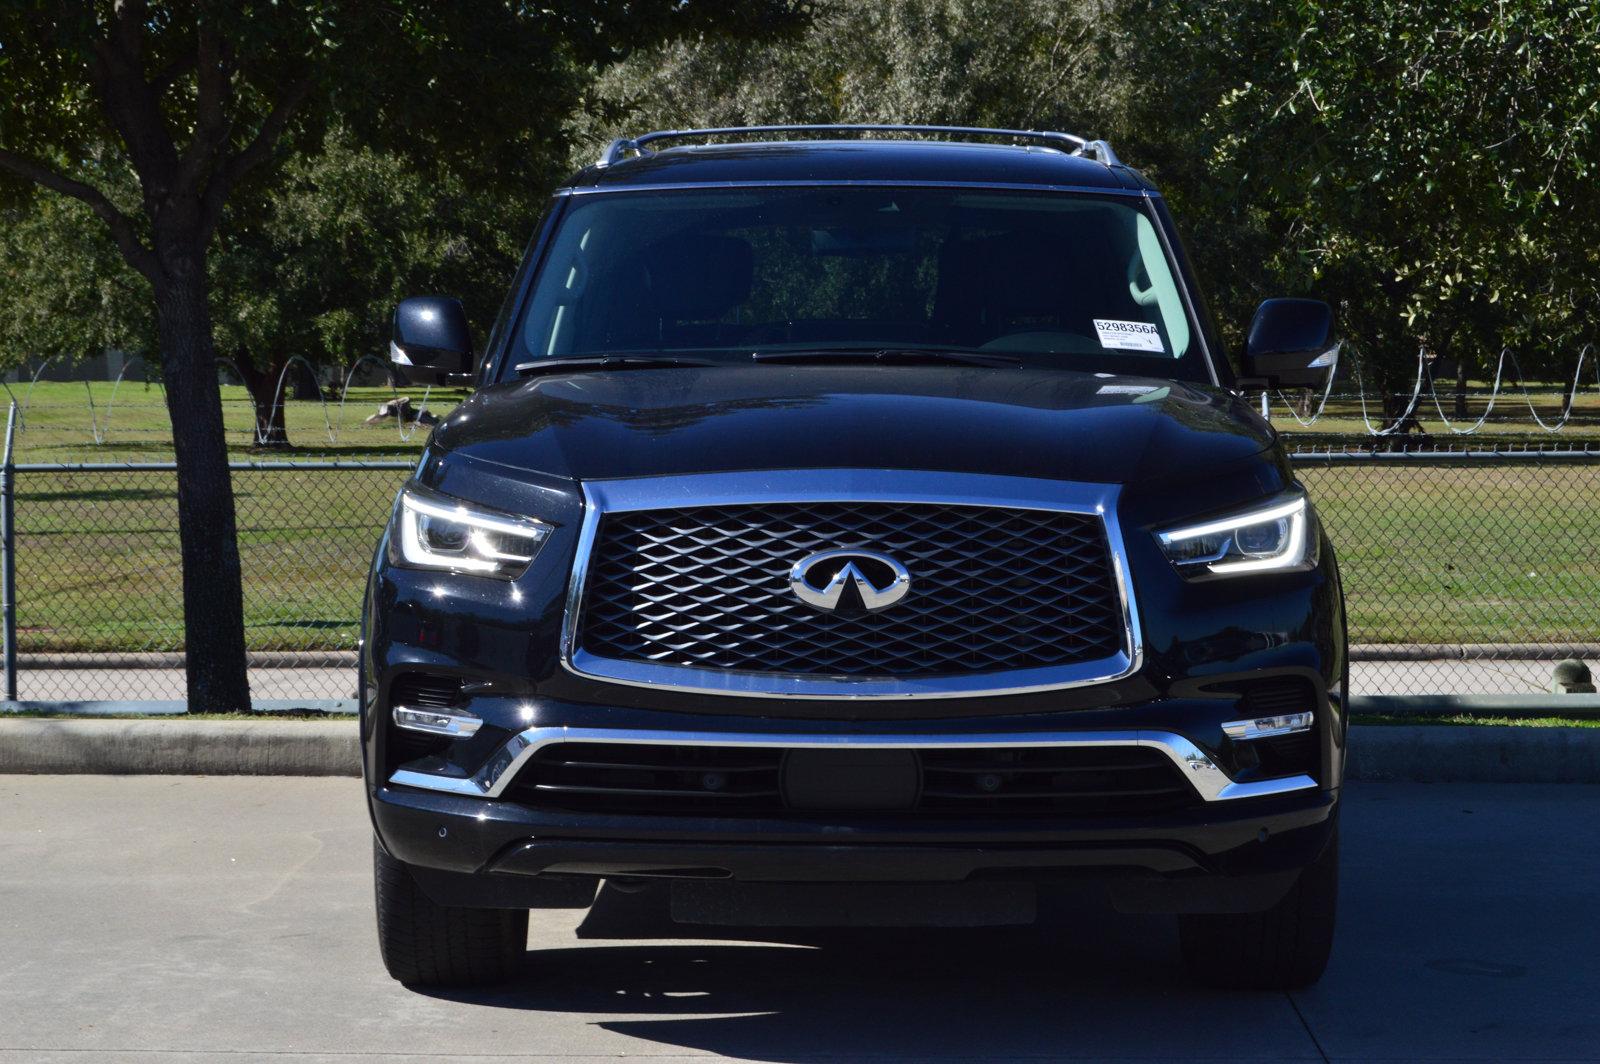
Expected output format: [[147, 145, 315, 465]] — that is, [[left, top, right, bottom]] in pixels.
[[751, 347, 1023, 368], [513, 354, 719, 378]]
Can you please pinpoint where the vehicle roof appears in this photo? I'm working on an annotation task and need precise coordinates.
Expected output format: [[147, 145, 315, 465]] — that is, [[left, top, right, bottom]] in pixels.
[[563, 139, 1153, 193]]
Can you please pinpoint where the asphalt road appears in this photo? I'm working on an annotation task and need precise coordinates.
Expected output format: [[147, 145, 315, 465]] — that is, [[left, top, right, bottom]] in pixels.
[[1, 777, 1596, 1063]]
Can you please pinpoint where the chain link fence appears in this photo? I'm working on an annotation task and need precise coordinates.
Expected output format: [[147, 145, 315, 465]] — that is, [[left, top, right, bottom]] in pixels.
[[4, 461, 410, 703], [1294, 450, 1599, 695], [0, 452, 1594, 703]]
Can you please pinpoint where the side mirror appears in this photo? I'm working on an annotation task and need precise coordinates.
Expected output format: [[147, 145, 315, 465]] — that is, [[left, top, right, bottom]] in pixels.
[[1241, 298, 1336, 389], [390, 296, 474, 384]]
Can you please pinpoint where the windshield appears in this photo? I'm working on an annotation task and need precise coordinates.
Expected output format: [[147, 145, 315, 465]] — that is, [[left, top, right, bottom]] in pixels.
[[512, 186, 1207, 379]]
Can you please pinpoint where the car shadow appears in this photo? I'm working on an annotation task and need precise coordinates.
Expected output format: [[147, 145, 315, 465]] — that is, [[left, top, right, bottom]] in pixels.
[[416, 884, 1314, 1063]]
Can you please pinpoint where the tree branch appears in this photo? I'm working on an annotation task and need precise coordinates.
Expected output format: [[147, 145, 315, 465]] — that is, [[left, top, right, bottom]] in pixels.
[[0, 148, 161, 283], [198, 74, 314, 241], [174, 22, 235, 194], [150, 52, 197, 94], [109, 0, 149, 67], [90, 4, 181, 198]]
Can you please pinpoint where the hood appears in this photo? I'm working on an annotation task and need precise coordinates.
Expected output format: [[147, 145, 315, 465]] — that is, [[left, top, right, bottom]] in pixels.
[[428, 365, 1275, 485]]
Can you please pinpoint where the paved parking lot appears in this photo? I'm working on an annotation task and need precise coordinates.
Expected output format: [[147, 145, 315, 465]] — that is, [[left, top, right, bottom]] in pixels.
[[1, 775, 1596, 1063]]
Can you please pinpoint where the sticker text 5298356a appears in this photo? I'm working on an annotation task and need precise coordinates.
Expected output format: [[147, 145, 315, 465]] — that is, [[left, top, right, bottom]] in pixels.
[[1093, 319, 1166, 354]]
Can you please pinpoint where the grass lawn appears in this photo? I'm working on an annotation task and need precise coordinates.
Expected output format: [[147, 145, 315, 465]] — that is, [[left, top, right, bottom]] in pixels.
[[14, 464, 407, 653], [4, 380, 463, 462], [2, 382, 1595, 654], [1296, 462, 1599, 645]]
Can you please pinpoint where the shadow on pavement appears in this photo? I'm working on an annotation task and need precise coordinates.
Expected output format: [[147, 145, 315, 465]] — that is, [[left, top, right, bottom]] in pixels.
[[419, 884, 1316, 1063]]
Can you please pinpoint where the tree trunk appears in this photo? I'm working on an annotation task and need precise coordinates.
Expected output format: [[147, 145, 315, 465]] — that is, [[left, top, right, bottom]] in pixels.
[[154, 275, 253, 714], [290, 360, 321, 401], [235, 355, 293, 449], [1454, 359, 1468, 418]]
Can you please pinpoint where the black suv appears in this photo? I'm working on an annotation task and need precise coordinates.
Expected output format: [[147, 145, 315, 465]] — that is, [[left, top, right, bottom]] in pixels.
[[363, 125, 1347, 991]]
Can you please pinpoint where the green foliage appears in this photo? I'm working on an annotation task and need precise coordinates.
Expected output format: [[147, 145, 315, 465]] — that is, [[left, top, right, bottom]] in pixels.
[[574, 0, 1114, 160], [211, 130, 533, 372], [0, 180, 153, 368], [1121, 0, 1600, 377], [0, 2, 811, 374]]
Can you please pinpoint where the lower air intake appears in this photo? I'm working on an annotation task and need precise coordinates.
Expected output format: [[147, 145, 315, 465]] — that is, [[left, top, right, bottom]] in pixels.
[[507, 742, 1198, 816]]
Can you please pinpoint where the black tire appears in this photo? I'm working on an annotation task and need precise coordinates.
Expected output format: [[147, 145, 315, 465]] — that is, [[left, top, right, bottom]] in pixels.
[[373, 840, 528, 987], [1178, 829, 1338, 990]]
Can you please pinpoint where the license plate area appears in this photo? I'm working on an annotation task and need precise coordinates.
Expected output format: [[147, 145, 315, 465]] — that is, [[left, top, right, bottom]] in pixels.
[[780, 749, 920, 810]]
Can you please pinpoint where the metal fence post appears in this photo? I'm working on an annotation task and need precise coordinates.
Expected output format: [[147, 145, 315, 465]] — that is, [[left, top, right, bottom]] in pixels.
[[2, 401, 17, 701]]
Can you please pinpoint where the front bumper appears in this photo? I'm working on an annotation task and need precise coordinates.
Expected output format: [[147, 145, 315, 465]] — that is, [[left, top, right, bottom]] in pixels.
[[368, 696, 1341, 914], [372, 766, 1335, 914]]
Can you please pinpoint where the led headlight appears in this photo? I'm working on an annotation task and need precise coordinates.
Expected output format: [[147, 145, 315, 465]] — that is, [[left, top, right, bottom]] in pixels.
[[1157, 491, 1315, 576], [392, 487, 552, 578]]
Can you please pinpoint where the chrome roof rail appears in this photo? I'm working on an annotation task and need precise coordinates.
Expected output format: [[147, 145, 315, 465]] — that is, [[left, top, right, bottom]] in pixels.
[[1078, 138, 1122, 167], [596, 124, 1123, 168]]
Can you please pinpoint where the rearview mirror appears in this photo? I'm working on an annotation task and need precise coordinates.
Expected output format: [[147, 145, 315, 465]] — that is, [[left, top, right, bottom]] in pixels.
[[390, 296, 474, 384], [1241, 298, 1336, 389]]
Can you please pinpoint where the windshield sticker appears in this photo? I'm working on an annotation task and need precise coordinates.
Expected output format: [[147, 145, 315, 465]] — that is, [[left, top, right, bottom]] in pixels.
[[1093, 319, 1165, 353]]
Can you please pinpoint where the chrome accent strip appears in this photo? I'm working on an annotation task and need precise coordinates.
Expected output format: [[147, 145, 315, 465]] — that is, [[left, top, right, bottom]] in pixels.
[[557, 470, 1143, 700], [387, 726, 1317, 803], [392, 706, 482, 738], [629, 124, 1090, 154], [600, 125, 1125, 170], [1221, 712, 1315, 741]]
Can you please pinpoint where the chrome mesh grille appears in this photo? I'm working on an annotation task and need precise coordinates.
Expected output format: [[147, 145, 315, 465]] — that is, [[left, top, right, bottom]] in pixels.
[[577, 501, 1124, 677]]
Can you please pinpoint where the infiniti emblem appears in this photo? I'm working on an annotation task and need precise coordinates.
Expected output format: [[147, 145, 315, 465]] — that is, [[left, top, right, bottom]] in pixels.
[[788, 549, 912, 612]]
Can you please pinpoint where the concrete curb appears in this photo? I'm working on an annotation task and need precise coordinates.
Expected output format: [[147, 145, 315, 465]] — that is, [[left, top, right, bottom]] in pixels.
[[2, 719, 1598, 784], [0, 719, 359, 777], [1346, 724, 1600, 784]]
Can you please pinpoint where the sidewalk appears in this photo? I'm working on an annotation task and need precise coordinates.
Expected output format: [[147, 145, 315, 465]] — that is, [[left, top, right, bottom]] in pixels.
[[5, 659, 1584, 700], [1352, 658, 1569, 695], [12, 665, 354, 702]]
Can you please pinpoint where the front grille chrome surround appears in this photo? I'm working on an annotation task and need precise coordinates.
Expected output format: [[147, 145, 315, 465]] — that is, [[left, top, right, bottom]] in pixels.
[[559, 470, 1143, 700]]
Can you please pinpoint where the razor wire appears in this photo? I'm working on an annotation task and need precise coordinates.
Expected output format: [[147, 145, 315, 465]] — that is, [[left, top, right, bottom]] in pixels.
[[1270, 341, 1599, 436], [3, 355, 444, 449], [7, 338, 1598, 451], [216, 354, 438, 447]]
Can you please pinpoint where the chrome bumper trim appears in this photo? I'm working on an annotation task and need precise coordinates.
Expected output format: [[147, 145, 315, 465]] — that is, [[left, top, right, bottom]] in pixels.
[[387, 726, 1317, 804]]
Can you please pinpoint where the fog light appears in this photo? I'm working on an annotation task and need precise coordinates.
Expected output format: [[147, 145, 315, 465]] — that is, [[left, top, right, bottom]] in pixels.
[[1221, 712, 1313, 741], [393, 706, 482, 738]]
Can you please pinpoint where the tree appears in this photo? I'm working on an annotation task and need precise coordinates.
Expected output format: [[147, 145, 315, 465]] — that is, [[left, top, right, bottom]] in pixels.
[[575, 0, 1116, 163], [0, 1, 808, 711], [212, 130, 540, 447], [0, 175, 153, 378], [1118, 0, 1600, 403]]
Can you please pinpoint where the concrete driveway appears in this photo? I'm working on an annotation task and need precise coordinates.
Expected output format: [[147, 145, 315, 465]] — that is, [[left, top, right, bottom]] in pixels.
[[0, 776, 1596, 1062]]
